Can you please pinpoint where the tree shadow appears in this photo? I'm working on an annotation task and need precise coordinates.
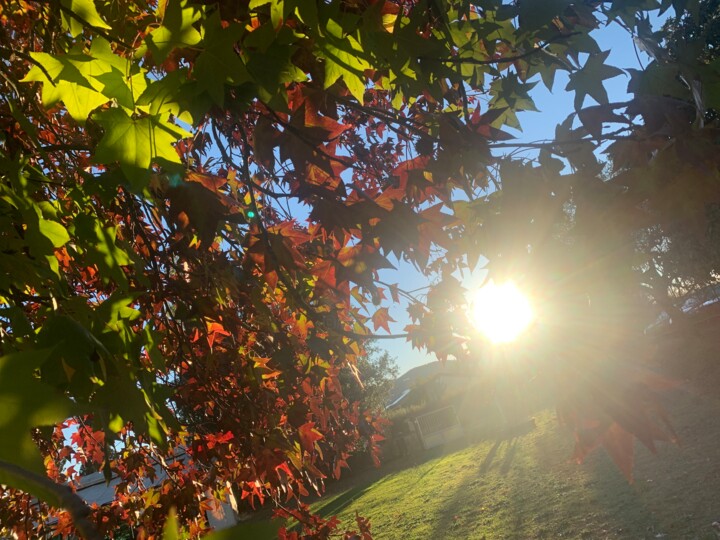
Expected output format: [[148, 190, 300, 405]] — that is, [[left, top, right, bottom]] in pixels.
[[313, 482, 378, 519], [426, 428, 532, 539], [498, 439, 519, 476], [479, 439, 503, 473], [313, 442, 462, 519], [497, 387, 720, 539]]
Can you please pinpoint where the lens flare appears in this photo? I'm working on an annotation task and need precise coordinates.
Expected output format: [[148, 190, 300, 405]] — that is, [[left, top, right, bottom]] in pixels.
[[469, 281, 534, 343]]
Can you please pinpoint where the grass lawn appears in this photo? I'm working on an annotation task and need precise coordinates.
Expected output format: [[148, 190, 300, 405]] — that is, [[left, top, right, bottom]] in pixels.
[[309, 383, 720, 539]]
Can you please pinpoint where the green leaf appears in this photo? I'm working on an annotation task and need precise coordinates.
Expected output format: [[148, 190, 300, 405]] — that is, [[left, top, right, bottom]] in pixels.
[[22, 52, 108, 123], [93, 69, 148, 110], [24, 210, 69, 278], [565, 50, 624, 110], [147, 0, 203, 62], [136, 69, 194, 124], [0, 350, 77, 473], [526, 48, 573, 91], [96, 291, 142, 329], [250, 0, 285, 27], [270, 0, 284, 27], [21, 40, 132, 122], [488, 74, 538, 129], [38, 314, 105, 401], [194, 18, 249, 105], [94, 108, 191, 171], [627, 64, 689, 100], [518, 0, 572, 33], [319, 34, 370, 102], [87, 37, 129, 72], [60, 0, 111, 38], [162, 508, 182, 540], [38, 218, 70, 248], [73, 213, 134, 287], [245, 35, 307, 104], [92, 372, 169, 445], [0, 307, 33, 338]]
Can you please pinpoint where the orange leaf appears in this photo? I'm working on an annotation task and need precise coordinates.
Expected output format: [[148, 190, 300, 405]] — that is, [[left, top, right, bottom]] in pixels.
[[371, 307, 394, 333], [298, 422, 323, 454]]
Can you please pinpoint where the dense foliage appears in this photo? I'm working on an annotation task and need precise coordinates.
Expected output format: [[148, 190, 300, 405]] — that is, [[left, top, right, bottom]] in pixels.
[[629, 0, 720, 310], [0, 0, 717, 537]]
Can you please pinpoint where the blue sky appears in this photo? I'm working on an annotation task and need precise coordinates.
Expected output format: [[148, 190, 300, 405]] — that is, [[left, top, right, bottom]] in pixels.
[[380, 15, 668, 375]]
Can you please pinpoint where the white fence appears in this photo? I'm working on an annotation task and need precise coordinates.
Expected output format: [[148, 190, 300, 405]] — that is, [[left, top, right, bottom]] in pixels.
[[414, 406, 464, 450]]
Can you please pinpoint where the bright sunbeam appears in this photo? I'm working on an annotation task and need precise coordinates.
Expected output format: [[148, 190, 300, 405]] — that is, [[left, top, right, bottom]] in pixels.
[[469, 281, 534, 343]]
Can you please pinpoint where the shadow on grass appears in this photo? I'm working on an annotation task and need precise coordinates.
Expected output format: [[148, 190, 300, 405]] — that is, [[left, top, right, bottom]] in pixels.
[[315, 443, 462, 520], [478, 437, 520, 474], [569, 388, 720, 539], [424, 431, 528, 539], [313, 482, 377, 519]]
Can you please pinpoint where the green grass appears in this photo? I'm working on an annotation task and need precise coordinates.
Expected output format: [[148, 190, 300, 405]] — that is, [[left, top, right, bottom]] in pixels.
[[309, 387, 720, 539]]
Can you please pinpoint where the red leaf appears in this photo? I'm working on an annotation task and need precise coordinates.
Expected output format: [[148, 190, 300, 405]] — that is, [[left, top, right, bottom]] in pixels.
[[206, 320, 231, 347], [298, 422, 324, 454], [371, 307, 394, 333]]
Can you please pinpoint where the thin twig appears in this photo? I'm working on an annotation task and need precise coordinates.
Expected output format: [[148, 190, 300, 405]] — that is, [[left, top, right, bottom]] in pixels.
[[426, 32, 581, 66], [210, 125, 293, 199], [0, 46, 56, 85], [57, 5, 134, 49]]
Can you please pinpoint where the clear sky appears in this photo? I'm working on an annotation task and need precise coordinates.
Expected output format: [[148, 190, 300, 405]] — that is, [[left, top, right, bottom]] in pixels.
[[380, 14, 668, 375]]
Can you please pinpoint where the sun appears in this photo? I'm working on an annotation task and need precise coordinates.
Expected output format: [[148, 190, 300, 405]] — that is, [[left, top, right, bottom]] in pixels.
[[468, 281, 534, 343]]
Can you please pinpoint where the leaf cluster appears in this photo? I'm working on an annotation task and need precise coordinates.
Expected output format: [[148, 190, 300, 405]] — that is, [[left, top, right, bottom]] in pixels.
[[0, 0, 716, 537]]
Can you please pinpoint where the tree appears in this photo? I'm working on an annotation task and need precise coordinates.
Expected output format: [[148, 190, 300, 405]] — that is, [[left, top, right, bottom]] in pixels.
[[0, 0, 711, 537], [613, 0, 720, 318], [662, 0, 720, 64], [341, 347, 398, 414]]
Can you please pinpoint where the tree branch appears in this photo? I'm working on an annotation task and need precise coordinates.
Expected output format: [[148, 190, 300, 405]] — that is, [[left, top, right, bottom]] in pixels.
[[426, 32, 581, 66], [343, 331, 409, 340], [57, 5, 133, 49], [0, 459, 101, 540], [0, 46, 56, 85]]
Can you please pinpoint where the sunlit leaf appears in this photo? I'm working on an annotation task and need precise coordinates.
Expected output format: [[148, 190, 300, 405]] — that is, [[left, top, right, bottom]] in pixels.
[[147, 0, 203, 62], [0, 350, 77, 473], [60, 0, 111, 37]]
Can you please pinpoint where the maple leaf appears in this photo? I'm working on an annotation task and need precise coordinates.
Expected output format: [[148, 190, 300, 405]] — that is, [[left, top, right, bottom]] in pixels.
[[206, 320, 231, 348], [60, 0, 112, 37], [371, 307, 395, 333], [94, 109, 191, 175], [22, 51, 109, 123], [488, 74, 538, 130], [0, 350, 77, 473], [566, 50, 624, 110], [167, 179, 228, 247], [318, 34, 371, 103], [2, 0, 703, 534], [298, 422, 324, 454], [193, 17, 249, 105], [146, 0, 203, 62]]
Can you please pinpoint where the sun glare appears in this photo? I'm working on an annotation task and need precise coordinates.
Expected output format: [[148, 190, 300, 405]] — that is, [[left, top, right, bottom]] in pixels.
[[469, 281, 534, 344]]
